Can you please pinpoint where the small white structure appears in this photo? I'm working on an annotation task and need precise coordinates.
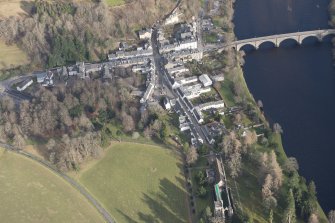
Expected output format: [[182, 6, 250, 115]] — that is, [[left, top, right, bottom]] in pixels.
[[212, 74, 225, 82], [164, 98, 172, 110], [199, 74, 213, 87], [17, 78, 33, 92], [139, 28, 152, 40], [180, 123, 190, 132]]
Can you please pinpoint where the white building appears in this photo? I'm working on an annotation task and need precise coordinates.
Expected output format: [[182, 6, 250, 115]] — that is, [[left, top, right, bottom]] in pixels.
[[140, 83, 154, 103], [199, 74, 213, 87], [197, 100, 225, 111], [172, 76, 198, 89], [164, 98, 172, 110], [160, 39, 198, 54], [183, 87, 211, 99], [17, 78, 33, 92], [139, 28, 152, 40]]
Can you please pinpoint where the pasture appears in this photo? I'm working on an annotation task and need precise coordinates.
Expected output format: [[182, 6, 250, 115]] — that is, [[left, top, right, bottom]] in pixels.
[[78, 142, 189, 223], [0, 148, 104, 223]]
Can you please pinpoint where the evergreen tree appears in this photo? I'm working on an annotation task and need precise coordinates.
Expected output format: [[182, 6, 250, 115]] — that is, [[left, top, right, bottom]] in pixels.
[[283, 189, 296, 223]]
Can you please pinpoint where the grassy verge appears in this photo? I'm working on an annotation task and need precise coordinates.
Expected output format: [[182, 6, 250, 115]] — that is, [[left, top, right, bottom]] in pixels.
[[0, 148, 104, 223], [104, 0, 125, 7], [76, 142, 189, 223]]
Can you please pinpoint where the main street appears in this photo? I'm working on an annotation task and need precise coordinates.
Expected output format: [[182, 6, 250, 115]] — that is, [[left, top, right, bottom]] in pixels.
[[151, 25, 207, 145]]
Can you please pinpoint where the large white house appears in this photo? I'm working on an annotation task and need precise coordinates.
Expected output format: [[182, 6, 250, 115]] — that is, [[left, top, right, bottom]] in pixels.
[[199, 74, 213, 87]]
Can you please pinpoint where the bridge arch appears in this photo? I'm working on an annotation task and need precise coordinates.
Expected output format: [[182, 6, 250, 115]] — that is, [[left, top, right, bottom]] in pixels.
[[278, 37, 300, 47], [236, 43, 257, 51], [321, 33, 335, 41], [256, 41, 277, 49], [300, 35, 321, 45]]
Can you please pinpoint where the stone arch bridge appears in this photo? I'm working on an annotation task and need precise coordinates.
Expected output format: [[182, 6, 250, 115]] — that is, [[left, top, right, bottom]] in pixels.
[[216, 29, 335, 51]]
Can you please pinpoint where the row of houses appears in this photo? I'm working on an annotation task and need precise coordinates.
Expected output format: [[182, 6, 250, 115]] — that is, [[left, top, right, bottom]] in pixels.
[[108, 48, 153, 62], [140, 61, 156, 104]]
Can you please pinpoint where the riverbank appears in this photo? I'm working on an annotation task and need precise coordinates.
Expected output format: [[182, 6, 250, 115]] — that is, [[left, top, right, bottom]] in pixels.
[[237, 60, 328, 222]]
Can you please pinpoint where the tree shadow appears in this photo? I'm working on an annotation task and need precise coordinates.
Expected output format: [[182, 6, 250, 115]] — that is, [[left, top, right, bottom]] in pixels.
[[139, 177, 189, 223], [116, 209, 139, 223], [20, 1, 35, 15]]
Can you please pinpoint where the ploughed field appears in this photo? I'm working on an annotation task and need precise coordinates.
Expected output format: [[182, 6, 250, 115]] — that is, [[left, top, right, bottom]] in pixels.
[[0, 148, 104, 223], [78, 142, 189, 223]]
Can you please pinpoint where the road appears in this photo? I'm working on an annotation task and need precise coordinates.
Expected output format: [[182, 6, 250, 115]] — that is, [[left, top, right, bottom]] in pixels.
[[0, 75, 33, 103], [0, 142, 115, 223]]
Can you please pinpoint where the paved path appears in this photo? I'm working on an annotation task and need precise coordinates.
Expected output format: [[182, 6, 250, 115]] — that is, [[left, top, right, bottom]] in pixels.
[[0, 142, 115, 223]]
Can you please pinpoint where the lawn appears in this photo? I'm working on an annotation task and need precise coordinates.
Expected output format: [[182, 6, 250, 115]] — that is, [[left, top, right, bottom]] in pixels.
[[0, 40, 29, 70], [77, 142, 189, 223], [0, 148, 104, 223], [104, 0, 125, 7]]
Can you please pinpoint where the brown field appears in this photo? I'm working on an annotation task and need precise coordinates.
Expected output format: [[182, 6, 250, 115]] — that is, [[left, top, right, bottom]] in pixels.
[[0, 0, 32, 18], [0, 40, 29, 70]]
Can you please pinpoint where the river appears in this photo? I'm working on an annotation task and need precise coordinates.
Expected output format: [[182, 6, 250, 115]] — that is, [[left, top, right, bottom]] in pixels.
[[234, 0, 335, 212]]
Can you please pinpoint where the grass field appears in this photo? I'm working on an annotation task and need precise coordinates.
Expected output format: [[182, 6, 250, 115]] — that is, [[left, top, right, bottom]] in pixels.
[[0, 40, 29, 70], [104, 0, 125, 7], [77, 142, 189, 223], [0, 148, 104, 223]]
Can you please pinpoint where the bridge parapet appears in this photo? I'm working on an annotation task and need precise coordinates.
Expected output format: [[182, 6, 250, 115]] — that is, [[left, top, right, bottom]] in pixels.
[[229, 29, 335, 51]]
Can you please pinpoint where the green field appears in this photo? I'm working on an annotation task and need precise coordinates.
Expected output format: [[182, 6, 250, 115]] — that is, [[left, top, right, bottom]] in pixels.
[[78, 142, 189, 223], [0, 148, 104, 223], [105, 0, 125, 7]]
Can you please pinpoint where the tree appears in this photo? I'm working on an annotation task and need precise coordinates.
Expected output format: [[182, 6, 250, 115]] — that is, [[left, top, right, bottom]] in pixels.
[[204, 206, 212, 221], [328, 210, 335, 223], [242, 130, 258, 148], [269, 209, 273, 223], [160, 122, 169, 141], [222, 132, 242, 178], [308, 213, 319, 223], [273, 123, 283, 134], [284, 157, 299, 173], [260, 151, 283, 191], [283, 189, 296, 223], [196, 170, 206, 185], [197, 186, 207, 197], [121, 112, 135, 133], [264, 195, 277, 210], [186, 147, 199, 165], [198, 144, 209, 155], [262, 174, 273, 199]]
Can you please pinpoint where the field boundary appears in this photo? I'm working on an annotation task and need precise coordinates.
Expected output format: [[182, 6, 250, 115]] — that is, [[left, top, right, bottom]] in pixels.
[[0, 141, 115, 223]]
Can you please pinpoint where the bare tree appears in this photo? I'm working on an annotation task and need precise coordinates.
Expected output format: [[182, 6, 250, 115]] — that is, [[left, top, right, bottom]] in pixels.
[[329, 210, 335, 223], [284, 157, 299, 173], [273, 123, 283, 134], [308, 213, 319, 223], [186, 147, 198, 165]]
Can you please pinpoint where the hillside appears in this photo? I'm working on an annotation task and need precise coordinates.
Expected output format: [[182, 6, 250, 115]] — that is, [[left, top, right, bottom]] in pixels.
[[0, 148, 105, 223], [0, 0, 199, 70]]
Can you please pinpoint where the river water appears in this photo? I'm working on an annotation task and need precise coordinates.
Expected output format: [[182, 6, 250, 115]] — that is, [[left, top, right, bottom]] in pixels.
[[234, 0, 335, 212]]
